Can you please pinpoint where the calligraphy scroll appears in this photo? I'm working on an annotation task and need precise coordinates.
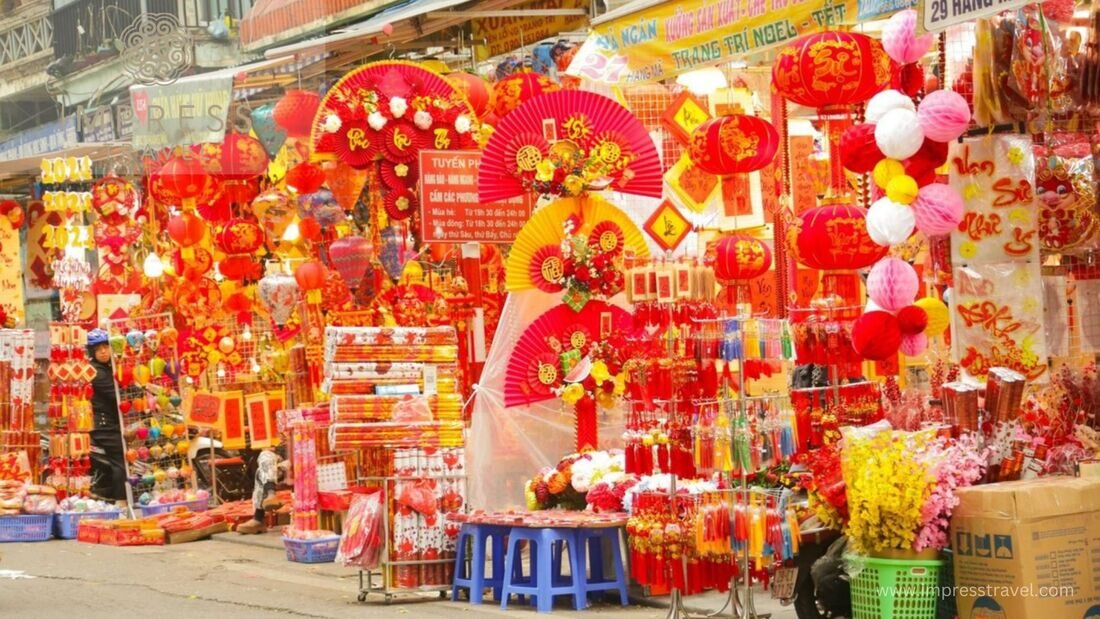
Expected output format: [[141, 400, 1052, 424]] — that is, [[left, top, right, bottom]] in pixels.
[[949, 136, 1038, 264], [951, 263, 1048, 381]]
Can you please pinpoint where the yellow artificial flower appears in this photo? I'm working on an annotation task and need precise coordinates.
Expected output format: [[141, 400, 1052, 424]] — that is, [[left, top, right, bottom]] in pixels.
[[535, 159, 555, 182], [591, 360, 611, 385], [612, 373, 626, 395], [561, 382, 585, 405], [563, 174, 585, 195]]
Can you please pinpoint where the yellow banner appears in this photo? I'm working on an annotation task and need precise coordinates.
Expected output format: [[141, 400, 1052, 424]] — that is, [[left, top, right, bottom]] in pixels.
[[472, 0, 589, 61], [569, 0, 868, 84], [0, 217, 26, 325]]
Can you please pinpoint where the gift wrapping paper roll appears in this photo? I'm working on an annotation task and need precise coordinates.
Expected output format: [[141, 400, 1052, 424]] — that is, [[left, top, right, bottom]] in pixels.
[[330, 421, 464, 450], [330, 345, 459, 363], [324, 326, 458, 348], [291, 420, 319, 531], [331, 394, 463, 422]]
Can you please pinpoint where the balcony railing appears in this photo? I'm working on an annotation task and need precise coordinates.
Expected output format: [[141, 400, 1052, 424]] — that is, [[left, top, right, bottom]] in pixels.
[[0, 9, 53, 68]]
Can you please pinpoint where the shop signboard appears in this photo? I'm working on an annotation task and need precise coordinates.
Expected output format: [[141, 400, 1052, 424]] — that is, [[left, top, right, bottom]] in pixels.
[[129, 75, 234, 149], [921, 0, 1029, 32], [858, 0, 916, 20], [419, 150, 534, 244], [115, 102, 135, 141], [81, 105, 117, 143], [0, 116, 79, 161], [471, 0, 589, 61], [569, 0, 902, 84]]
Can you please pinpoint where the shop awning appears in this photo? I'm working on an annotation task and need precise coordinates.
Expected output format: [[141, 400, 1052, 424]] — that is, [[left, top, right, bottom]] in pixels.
[[239, 0, 395, 52], [0, 142, 130, 181]]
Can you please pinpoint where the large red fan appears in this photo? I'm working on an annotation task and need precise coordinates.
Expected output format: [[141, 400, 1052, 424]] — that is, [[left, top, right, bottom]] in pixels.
[[310, 61, 474, 160], [504, 301, 633, 407], [479, 90, 663, 203]]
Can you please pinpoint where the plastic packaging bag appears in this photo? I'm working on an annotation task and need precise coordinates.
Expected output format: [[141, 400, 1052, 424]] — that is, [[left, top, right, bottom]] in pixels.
[[397, 479, 438, 517], [22, 494, 58, 515], [337, 491, 384, 569]]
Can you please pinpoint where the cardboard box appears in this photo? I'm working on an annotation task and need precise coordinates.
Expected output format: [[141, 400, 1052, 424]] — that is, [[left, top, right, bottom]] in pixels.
[[950, 476, 1100, 618]]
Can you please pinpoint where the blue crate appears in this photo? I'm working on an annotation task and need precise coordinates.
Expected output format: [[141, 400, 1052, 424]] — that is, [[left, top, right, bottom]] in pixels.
[[283, 536, 341, 564], [0, 514, 53, 542], [140, 498, 209, 516], [54, 511, 122, 539]]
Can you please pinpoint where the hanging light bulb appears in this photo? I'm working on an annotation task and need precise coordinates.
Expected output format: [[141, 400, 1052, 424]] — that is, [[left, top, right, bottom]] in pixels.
[[282, 216, 301, 242], [143, 252, 165, 278], [241, 324, 252, 341], [216, 363, 227, 379], [250, 359, 261, 373]]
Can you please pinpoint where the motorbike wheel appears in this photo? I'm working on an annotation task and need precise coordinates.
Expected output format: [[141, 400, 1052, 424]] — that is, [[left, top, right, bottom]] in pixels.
[[192, 448, 253, 502]]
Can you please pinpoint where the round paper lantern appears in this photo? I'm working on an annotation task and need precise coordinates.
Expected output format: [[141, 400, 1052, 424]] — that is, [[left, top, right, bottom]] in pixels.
[[772, 32, 891, 110], [886, 175, 919, 205], [898, 63, 925, 97], [794, 203, 888, 271], [865, 90, 915, 124], [917, 90, 972, 142], [852, 311, 902, 360], [493, 71, 559, 118], [689, 115, 779, 176], [295, 260, 326, 303], [166, 213, 207, 253], [273, 89, 320, 138], [881, 9, 934, 64], [217, 132, 270, 180], [873, 158, 906, 189], [713, 234, 773, 282], [897, 305, 928, 335], [150, 155, 216, 211], [447, 72, 493, 118], [329, 235, 373, 286], [258, 271, 299, 324], [899, 332, 928, 356], [875, 108, 924, 160], [217, 218, 265, 254], [866, 197, 916, 246], [906, 138, 950, 186], [840, 123, 884, 173], [867, 257, 919, 312], [914, 296, 950, 336], [912, 183, 964, 236], [285, 162, 325, 194]]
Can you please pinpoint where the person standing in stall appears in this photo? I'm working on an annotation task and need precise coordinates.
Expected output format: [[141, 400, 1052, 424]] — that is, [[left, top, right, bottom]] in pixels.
[[87, 329, 127, 503]]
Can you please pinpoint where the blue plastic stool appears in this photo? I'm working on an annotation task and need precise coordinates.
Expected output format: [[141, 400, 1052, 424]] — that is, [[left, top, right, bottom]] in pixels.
[[575, 527, 629, 606], [452, 523, 509, 604], [501, 526, 587, 613]]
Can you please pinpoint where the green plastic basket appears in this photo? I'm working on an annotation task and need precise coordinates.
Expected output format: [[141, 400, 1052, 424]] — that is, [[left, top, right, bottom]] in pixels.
[[851, 555, 944, 619]]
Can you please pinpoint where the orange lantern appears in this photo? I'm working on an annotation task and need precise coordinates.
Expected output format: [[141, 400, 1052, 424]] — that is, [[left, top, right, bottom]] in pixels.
[[273, 90, 320, 138], [493, 71, 558, 118], [150, 154, 218, 211], [217, 218, 265, 254], [322, 162, 369, 212], [447, 72, 493, 118], [792, 202, 888, 303], [771, 32, 891, 111], [688, 115, 779, 176], [285, 162, 326, 194], [713, 233, 772, 306], [294, 260, 326, 303], [166, 212, 207, 259]]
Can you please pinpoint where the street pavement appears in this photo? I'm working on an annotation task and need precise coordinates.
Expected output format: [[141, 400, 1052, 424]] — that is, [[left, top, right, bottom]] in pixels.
[[0, 533, 798, 618]]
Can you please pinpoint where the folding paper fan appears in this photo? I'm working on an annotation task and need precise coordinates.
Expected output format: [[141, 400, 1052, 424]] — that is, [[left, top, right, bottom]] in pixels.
[[505, 195, 651, 292], [310, 60, 474, 160], [479, 90, 663, 203], [504, 300, 633, 407]]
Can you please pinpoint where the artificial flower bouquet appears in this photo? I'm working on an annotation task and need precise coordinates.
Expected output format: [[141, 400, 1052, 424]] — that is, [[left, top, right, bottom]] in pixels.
[[524, 450, 636, 512]]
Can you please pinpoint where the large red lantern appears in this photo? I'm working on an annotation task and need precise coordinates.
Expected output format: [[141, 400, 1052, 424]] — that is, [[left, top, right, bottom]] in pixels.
[[285, 162, 326, 195], [447, 72, 494, 118], [493, 71, 559, 118], [792, 202, 888, 303], [713, 233, 772, 307], [217, 218, 265, 254], [273, 90, 320, 138], [688, 115, 779, 176], [771, 32, 891, 111], [294, 260, 326, 303], [204, 132, 270, 180], [166, 212, 207, 259], [150, 155, 218, 211], [329, 236, 373, 287]]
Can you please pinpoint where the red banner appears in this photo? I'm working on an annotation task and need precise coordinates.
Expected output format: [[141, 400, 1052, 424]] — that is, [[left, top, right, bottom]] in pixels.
[[419, 150, 533, 244]]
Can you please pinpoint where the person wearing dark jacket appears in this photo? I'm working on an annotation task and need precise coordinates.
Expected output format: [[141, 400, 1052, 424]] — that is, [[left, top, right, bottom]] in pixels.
[[87, 328, 127, 502]]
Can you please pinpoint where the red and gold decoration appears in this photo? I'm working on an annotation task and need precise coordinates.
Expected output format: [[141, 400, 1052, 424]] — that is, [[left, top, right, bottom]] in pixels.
[[688, 115, 779, 176], [149, 153, 220, 212], [492, 70, 559, 118], [790, 202, 888, 303], [711, 233, 773, 306], [771, 32, 891, 112]]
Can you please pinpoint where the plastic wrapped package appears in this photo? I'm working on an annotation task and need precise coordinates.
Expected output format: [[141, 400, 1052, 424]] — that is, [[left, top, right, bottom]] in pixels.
[[337, 491, 384, 569]]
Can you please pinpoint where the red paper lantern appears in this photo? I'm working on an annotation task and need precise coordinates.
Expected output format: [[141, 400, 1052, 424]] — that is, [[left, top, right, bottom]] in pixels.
[[150, 155, 218, 211], [772, 32, 891, 111], [329, 235, 373, 286], [447, 72, 494, 118], [713, 234, 772, 283], [839, 123, 884, 174], [897, 305, 929, 335], [852, 311, 902, 360], [298, 217, 322, 241], [688, 115, 779, 176], [273, 90, 320, 138], [210, 132, 270, 179], [167, 213, 207, 251], [218, 255, 261, 281], [285, 162, 326, 194], [793, 203, 887, 271], [217, 218, 265, 254], [295, 259, 326, 303], [493, 71, 559, 118]]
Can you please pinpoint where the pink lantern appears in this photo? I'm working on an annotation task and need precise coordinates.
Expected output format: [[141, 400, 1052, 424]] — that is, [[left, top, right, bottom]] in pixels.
[[329, 236, 373, 286], [912, 183, 964, 236], [881, 9, 934, 65], [917, 90, 971, 142], [899, 332, 929, 356], [866, 257, 919, 312]]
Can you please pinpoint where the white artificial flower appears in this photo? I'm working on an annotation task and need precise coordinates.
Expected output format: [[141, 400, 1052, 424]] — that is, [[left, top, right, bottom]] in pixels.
[[454, 114, 471, 134], [367, 111, 387, 131], [413, 110, 433, 130], [322, 114, 342, 134], [389, 96, 408, 118]]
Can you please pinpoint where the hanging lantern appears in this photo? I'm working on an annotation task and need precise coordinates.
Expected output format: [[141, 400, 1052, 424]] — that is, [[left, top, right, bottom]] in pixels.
[[792, 202, 888, 303], [90, 175, 138, 226], [713, 233, 772, 307], [294, 260, 326, 304], [688, 115, 779, 176], [298, 189, 345, 226], [772, 32, 891, 111], [251, 102, 287, 157], [273, 89, 320, 138], [217, 132, 270, 179], [150, 154, 218, 211], [493, 70, 559, 118], [285, 162, 326, 194], [329, 236, 373, 287], [447, 72, 494, 118], [217, 218, 265, 254], [323, 162, 369, 211], [218, 255, 261, 281], [166, 213, 207, 259], [258, 270, 300, 325]]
